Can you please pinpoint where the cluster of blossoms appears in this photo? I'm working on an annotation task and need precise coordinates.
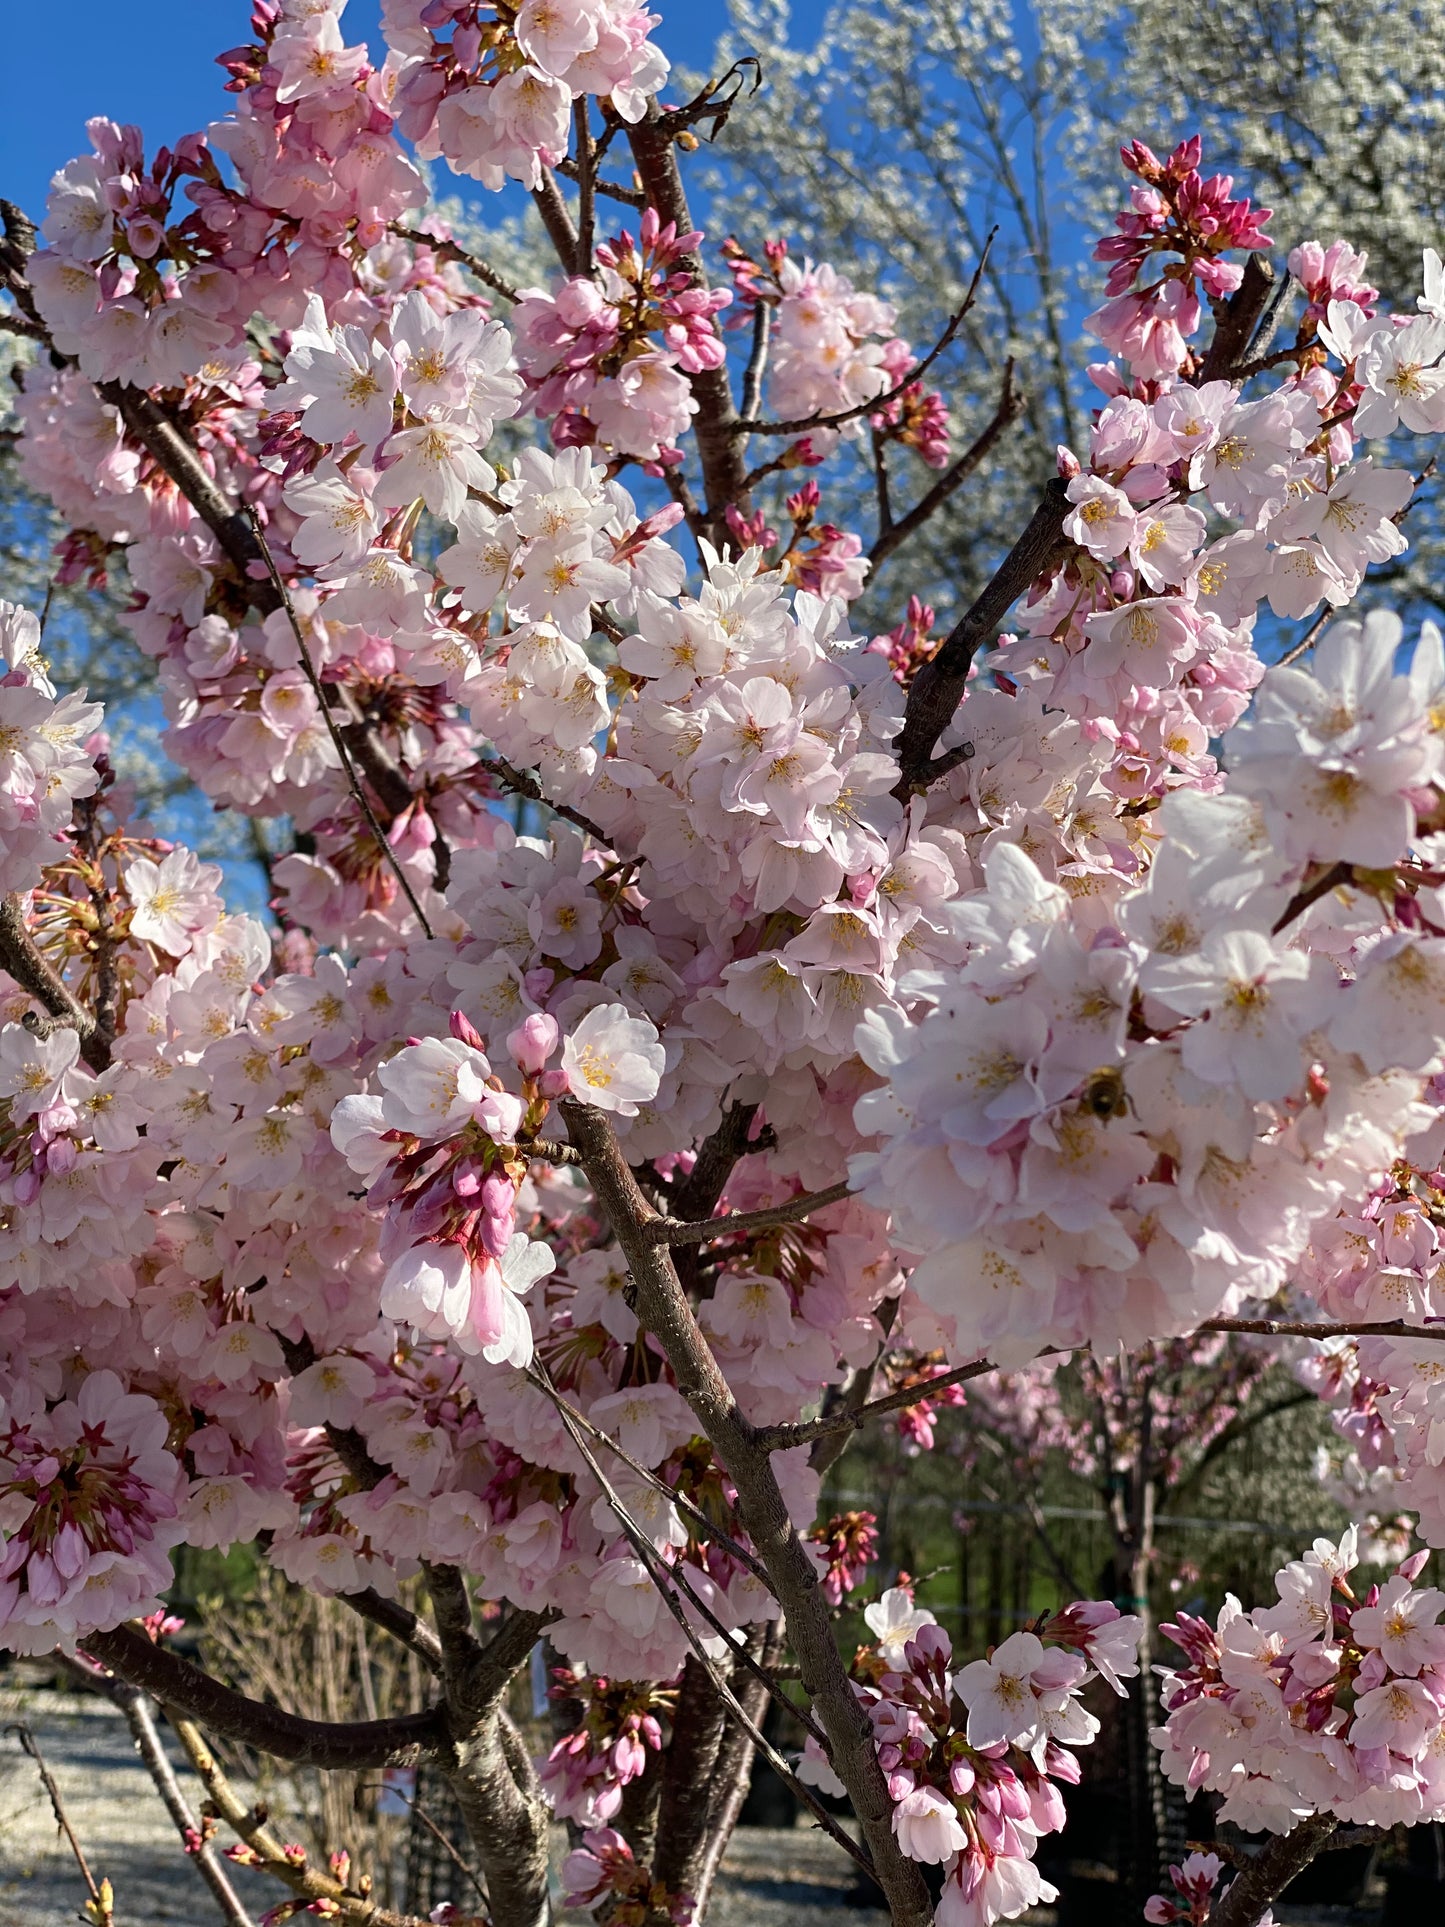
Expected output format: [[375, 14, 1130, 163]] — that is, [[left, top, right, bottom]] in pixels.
[[12, 3, 1445, 1911], [1089, 135, 1273, 379], [797, 1588, 1142, 1927], [538, 1668, 670, 1826], [513, 208, 730, 464], [562, 1826, 693, 1927], [724, 234, 952, 468], [382, 0, 668, 190], [32, 0, 429, 388], [0, 600, 102, 894], [1155, 1530, 1445, 1833]]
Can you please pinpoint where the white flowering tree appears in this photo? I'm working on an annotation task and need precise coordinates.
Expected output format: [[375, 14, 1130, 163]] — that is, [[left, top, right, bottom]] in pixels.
[[5, 8, 1445, 1927]]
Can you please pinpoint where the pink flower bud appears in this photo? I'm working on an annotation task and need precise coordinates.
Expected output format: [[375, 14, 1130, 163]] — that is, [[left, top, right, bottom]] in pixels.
[[450, 1009, 487, 1051], [507, 1012, 560, 1074]]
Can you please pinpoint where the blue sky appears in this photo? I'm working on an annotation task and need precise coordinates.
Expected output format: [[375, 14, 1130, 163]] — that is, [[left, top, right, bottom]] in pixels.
[[0, 1, 772, 226]]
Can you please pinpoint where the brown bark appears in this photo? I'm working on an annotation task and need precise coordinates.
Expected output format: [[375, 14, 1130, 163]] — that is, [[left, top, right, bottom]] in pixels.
[[560, 1099, 932, 1927]]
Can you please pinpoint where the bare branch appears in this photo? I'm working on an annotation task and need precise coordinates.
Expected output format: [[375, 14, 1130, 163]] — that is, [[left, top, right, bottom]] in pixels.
[[758, 1355, 1002, 1451], [532, 168, 581, 273], [340, 1588, 444, 1674], [6, 1722, 107, 1908], [645, 1179, 852, 1245], [1199, 1316, 1445, 1343], [387, 221, 520, 303], [739, 299, 771, 426], [84, 1623, 445, 1768], [573, 99, 596, 277], [870, 360, 1025, 569]]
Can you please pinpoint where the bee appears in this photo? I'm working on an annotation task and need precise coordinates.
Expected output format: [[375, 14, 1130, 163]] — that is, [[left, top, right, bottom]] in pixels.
[[1079, 1065, 1129, 1122]]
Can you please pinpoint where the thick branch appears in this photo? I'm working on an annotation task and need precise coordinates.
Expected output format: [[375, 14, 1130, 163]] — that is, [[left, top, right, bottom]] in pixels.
[[560, 1099, 932, 1927], [84, 1623, 444, 1768], [644, 1179, 852, 1245], [892, 478, 1071, 794], [0, 894, 109, 1071], [1199, 1316, 1445, 1342], [1210, 1813, 1337, 1927], [626, 104, 750, 533], [1196, 253, 1278, 384]]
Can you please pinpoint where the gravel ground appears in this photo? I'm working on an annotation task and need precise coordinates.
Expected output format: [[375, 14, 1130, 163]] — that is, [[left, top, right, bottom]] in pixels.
[[0, 1685, 1391, 1927]]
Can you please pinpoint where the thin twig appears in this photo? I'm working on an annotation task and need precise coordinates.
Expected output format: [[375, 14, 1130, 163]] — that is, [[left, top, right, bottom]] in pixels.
[[6, 1723, 105, 1904], [757, 1355, 1003, 1450], [733, 244, 988, 439], [532, 1364, 868, 1874], [397, 1789, 489, 1906], [524, 1365, 772, 1586], [244, 509, 434, 940], [387, 221, 520, 303], [644, 1180, 853, 1245], [869, 360, 1024, 569], [1276, 605, 1333, 668]]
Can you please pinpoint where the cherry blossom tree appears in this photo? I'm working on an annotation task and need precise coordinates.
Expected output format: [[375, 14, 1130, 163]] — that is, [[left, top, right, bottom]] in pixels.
[[6, 8, 1445, 1927]]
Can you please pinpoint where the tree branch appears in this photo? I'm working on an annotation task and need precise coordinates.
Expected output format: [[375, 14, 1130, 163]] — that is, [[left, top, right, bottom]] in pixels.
[[245, 510, 434, 938], [1196, 253, 1278, 384], [0, 894, 109, 1071], [532, 168, 581, 274], [388, 221, 520, 303], [60, 1659, 256, 1926], [340, 1588, 444, 1674], [1199, 1316, 1445, 1342], [1210, 1812, 1337, 1927], [758, 1356, 1001, 1451], [167, 1714, 428, 1927], [559, 1099, 933, 1927], [626, 103, 751, 536], [83, 1624, 444, 1768], [734, 244, 990, 439], [892, 478, 1071, 795], [739, 299, 771, 426], [573, 99, 596, 277], [869, 361, 1025, 569], [643, 1179, 852, 1245]]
